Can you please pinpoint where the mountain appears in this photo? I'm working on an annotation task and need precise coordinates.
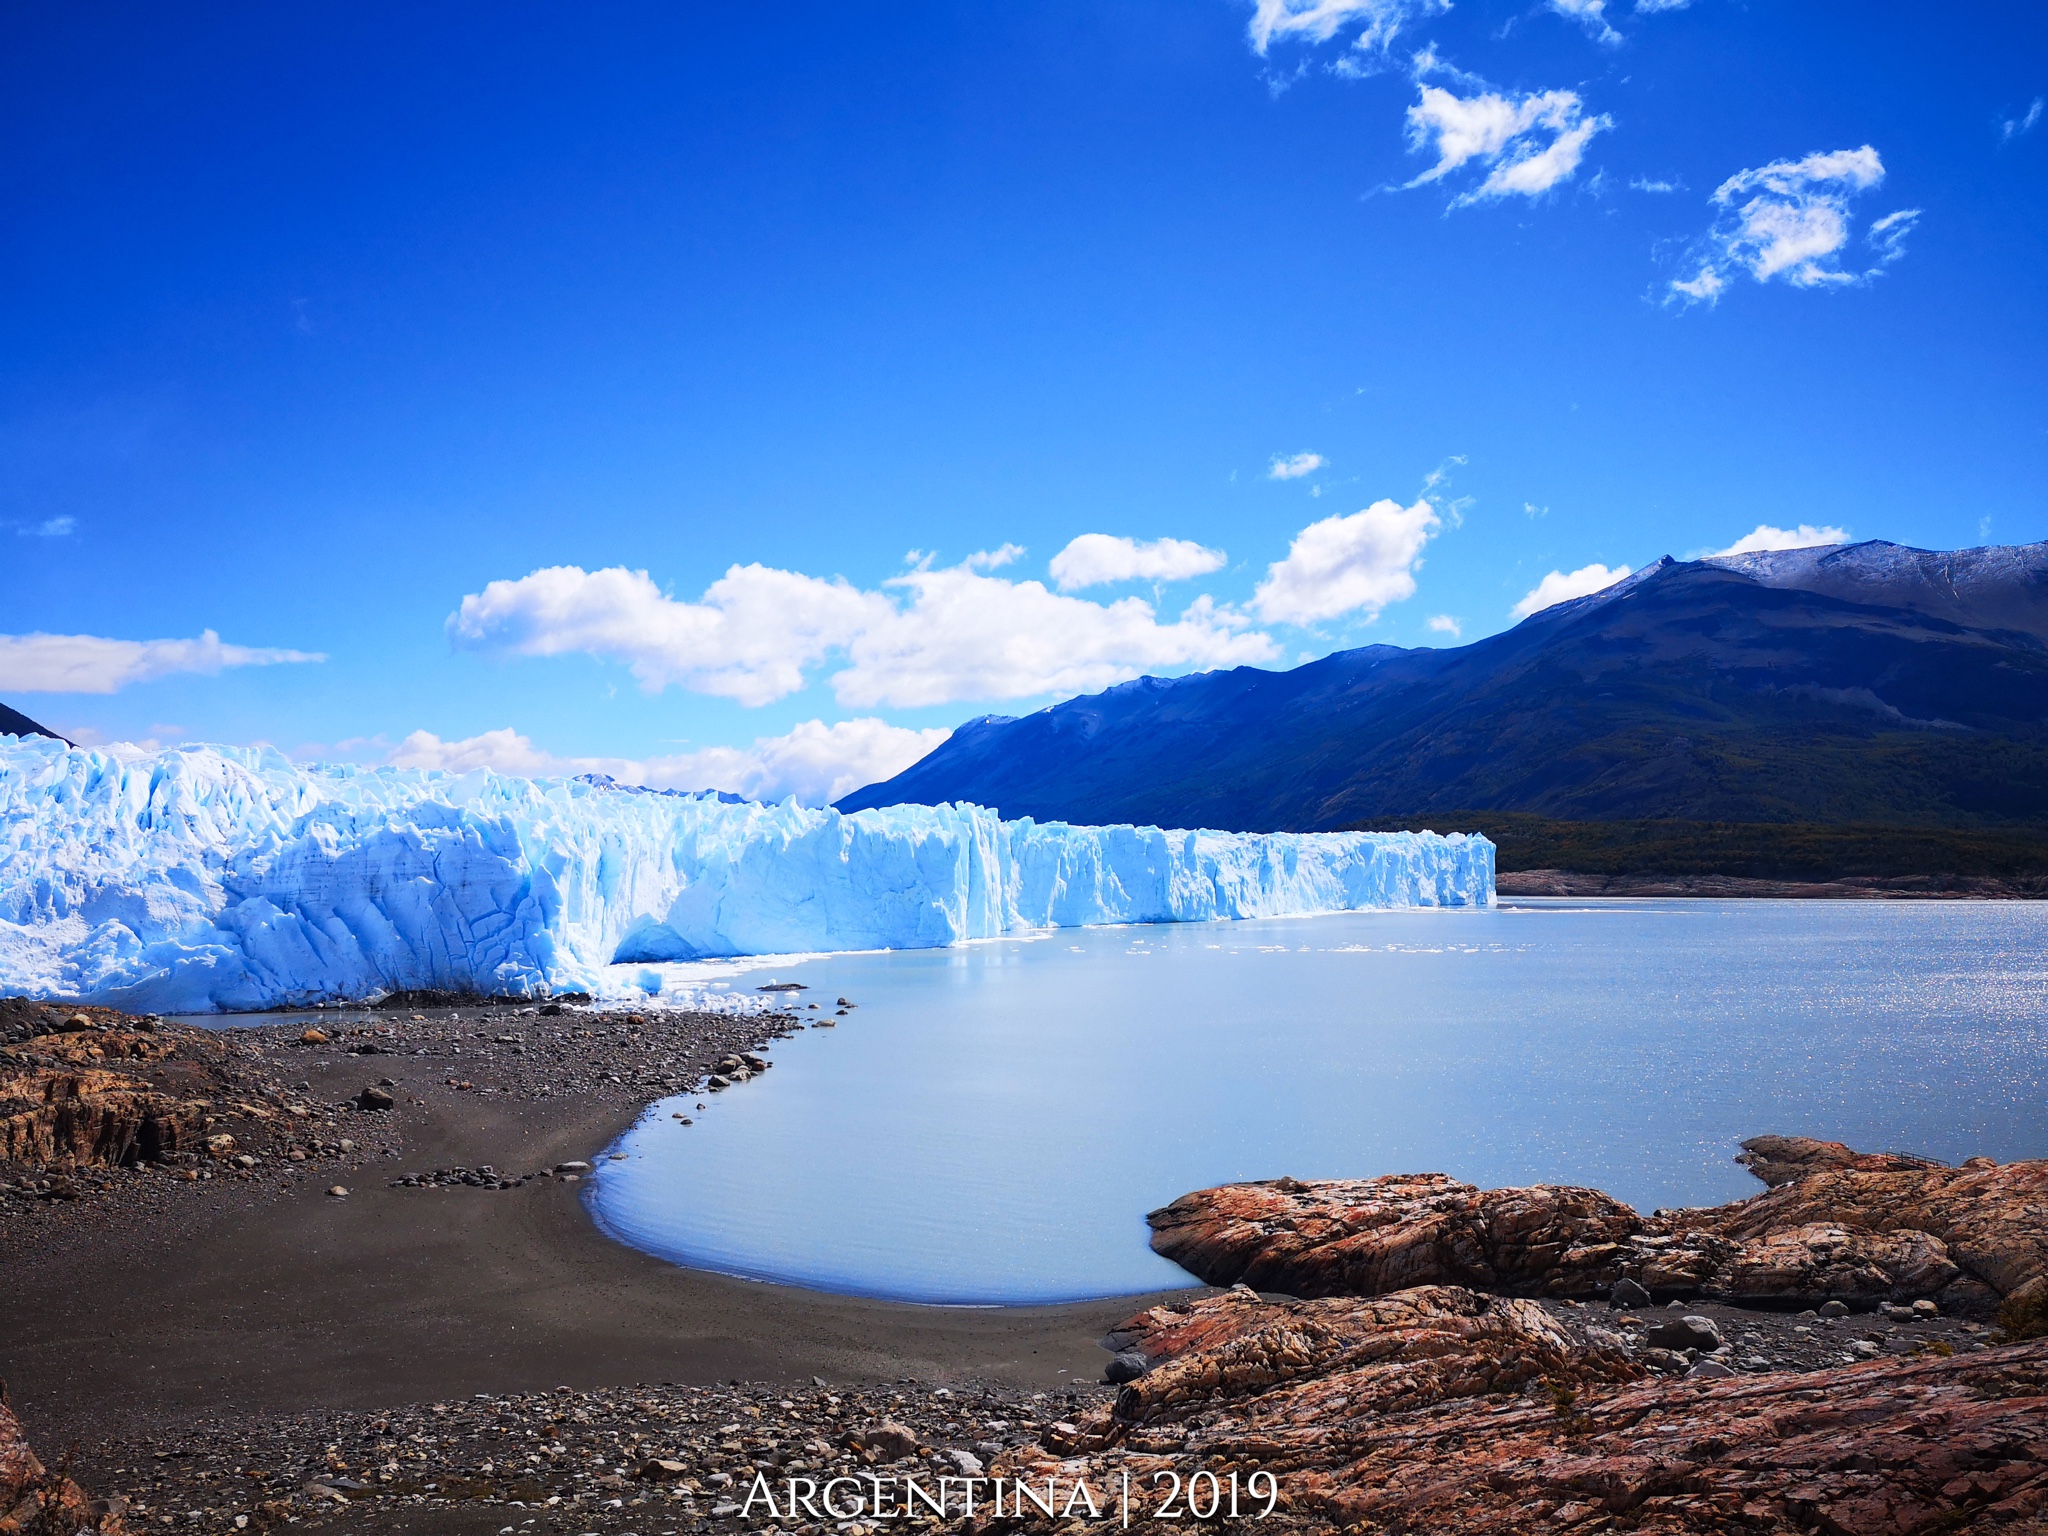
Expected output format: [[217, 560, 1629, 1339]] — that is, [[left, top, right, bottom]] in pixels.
[[0, 702, 67, 744], [837, 541, 2048, 863]]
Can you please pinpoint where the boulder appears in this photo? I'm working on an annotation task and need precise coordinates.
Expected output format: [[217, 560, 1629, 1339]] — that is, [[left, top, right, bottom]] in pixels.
[[355, 1086, 395, 1112], [1102, 1349, 1149, 1384], [1608, 1277, 1651, 1309], [1645, 1315, 1723, 1352], [1147, 1173, 1644, 1299]]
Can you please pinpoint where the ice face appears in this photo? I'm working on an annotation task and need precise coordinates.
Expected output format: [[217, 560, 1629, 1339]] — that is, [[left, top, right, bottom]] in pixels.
[[0, 737, 1494, 1012]]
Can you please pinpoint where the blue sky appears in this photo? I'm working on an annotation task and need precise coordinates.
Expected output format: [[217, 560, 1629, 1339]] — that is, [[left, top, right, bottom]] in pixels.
[[4, 0, 2044, 801]]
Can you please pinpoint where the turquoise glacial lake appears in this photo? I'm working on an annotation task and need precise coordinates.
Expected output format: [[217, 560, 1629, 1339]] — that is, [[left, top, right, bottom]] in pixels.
[[584, 899, 2048, 1305]]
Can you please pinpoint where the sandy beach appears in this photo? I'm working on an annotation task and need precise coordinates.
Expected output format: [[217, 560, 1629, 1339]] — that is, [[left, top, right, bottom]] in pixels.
[[2, 1003, 1188, 1464]]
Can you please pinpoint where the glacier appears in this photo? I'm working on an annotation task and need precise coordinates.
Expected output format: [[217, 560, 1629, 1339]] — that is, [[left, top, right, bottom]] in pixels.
[[0, 736, 1494, 1012]]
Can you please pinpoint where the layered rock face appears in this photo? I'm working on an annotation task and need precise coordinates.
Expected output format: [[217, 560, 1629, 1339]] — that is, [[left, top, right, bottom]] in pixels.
[[0, 1000, 271, 1171], [1149, 1136, 2045, 1317], [985, 1289, 2048, 1534], [0, 1390, 127, 1534]]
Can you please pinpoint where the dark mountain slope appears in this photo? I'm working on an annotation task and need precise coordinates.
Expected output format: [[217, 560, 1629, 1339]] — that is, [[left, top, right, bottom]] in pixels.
[[837, 541, 2048, 834], [0, 701, 67, 744]]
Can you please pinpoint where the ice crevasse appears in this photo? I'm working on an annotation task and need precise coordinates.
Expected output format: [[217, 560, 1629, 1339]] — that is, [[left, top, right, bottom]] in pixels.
[[0, 737, 1494, 1012]]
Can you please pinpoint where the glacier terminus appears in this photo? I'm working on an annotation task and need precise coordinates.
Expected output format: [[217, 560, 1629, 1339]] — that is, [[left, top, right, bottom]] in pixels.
[[0, 736, 1495, 1012]]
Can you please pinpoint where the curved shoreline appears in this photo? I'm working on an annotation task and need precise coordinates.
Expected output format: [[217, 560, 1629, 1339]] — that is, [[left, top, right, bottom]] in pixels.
[[1, 1001, 1196, 1455]]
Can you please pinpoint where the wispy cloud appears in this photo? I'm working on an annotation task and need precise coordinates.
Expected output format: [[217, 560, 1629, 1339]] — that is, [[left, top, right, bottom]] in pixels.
[[1547, 0, 1620, 46], [1629, 176, 1681, 193], [1268, 451, 1326, 480], [1049, 535, 1228, 590], [1247, 0, 1449, 60], [1667, 146, 1919, 305], [1511, 562, 1630, 619], [1405, 68, 1613, 206], [1706, 523, 1849, 558], [388, 717, 949, 808], [1252, 498, 1439, 625], [1426, 613, 1462, 638], [13, 517, 75, 538], [2001, 97, 2043, 142], [0, 630, 324, 694]]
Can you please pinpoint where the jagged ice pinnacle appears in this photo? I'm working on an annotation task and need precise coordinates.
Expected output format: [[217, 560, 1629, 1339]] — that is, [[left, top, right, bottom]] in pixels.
[[0, 738, 1494, 1012]]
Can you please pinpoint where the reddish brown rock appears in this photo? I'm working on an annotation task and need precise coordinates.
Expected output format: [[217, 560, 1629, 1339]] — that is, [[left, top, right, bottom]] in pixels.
[[1, 1010, 277, 1171], [1149, 1138, 2047, 1314], [1146, 1173, 1645, 1299], [974, 1289, 2048, 1536], [0, 1388, 126, 1535]]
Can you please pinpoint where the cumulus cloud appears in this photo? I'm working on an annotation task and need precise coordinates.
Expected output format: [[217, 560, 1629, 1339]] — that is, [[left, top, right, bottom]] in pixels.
[[1049, 535, 1228, 591], [0, 630, 324, 694], [2002, 98, 2043, 142], [1427, 614, 1462, 638], [1268, 452, 1326, 480], [1668, 146, 1918, 305], [387, 717, 949, 808], [451, 555, 1277, 711], [1247, 0, 1447, 57], [1405, 81, 1612, 205], [1252, 498, 1440, 625], [1709, 523, 1849, 557], [1511, 563, 1630, 620]]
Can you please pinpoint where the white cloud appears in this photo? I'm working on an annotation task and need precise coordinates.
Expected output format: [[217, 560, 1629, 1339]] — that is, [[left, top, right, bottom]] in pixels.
[[1268, 452, 1326, 480], [1252, 498, 1440, 625], [1709, 523, 1849, 558], [0, 630, 324, 694], [387, 717, 949, 808], [1669, 145, 1916, 305], [1629, 177, 1680, 193], [1247, 0, 1447, 57], [1049, 535, 1228, 591], [2002, 98, 2043, 142], [451, 555, 1277, 711], [1634, 0, 1687, 10], [16, 517, 75, 538], [1405, 83, 1612, 205], [1511, 563, 1630, 619], [1426, 614, 1462, 638], [1547, 0, 1620, 46]]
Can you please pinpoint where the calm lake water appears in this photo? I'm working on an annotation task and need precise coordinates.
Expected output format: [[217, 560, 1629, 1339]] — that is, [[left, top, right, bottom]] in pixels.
[[585, 899, 2048, 1306]]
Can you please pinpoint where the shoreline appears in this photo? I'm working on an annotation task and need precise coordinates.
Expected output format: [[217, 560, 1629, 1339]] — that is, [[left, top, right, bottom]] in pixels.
[[1, 999, 1194, 1456], [1497, 868, 2048, 899]]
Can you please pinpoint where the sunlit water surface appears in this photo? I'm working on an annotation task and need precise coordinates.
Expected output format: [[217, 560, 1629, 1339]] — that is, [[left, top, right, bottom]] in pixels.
[[583, 899, 2048, 1305]]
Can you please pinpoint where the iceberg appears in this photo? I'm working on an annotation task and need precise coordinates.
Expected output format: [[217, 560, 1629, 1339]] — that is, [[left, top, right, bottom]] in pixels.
[[0, 737, 1494, 1012]]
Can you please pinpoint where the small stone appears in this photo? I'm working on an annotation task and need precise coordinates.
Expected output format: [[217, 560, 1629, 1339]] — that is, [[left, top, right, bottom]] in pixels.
[[943, 1449, 983, 1477], [327, 1185, 350, 1198], [1819, 1300, 1851, 1319], [1911, 1299, 1938, 1317], [555, 1161, 591, 1174], [638, 1459, 687, 1480], [300, 1027, 330, 1045], [1687, 1358, 1736, 1379], [860, 1422, 921, 1462], [355, 1085, 395, 1112]]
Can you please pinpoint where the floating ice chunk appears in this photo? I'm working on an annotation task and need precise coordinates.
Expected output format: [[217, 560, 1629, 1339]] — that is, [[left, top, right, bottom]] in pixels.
[[0, 737, 1493, 1011]]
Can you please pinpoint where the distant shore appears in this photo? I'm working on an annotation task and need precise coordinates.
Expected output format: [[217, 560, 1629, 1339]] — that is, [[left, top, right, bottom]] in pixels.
[[1498, 868, 2048, 899]]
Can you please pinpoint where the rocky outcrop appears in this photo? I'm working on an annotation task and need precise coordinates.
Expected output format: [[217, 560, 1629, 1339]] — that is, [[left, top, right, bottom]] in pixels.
[[1149, 1138, 2046, 1316], [0, 1388, 127, 1534], [1146, 1173, 1645, 1299], [981, 1287, 2048, 1534], [0, 1004, 275, 1171]]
